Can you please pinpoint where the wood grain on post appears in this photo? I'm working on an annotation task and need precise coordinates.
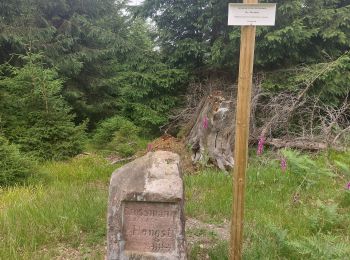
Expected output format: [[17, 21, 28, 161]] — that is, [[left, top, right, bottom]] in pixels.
[[230, 0, 258, 259]]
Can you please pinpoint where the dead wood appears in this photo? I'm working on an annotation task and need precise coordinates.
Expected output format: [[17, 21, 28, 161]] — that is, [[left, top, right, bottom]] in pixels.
[[265, 138, 346, 152], [186, 91, 235, 170], [165, 72, 349, 170]]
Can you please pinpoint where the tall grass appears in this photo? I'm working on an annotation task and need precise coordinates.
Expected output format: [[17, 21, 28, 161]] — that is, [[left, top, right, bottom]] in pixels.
[[185, 150, 350, 259], [1, 150, 349, 259], [185, 169, 232, 223], [0, 155, 115, 259]]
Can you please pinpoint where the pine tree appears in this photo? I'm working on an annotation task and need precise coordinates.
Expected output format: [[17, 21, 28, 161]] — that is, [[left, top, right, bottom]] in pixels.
[[0, 53, 85, 160]]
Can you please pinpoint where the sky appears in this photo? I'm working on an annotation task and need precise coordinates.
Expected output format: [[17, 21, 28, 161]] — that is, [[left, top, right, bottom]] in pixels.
[[128, 0, 144, 6]]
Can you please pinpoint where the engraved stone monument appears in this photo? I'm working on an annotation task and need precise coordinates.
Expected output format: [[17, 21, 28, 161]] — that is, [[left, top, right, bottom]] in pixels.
[[107, 151, 186, 260]]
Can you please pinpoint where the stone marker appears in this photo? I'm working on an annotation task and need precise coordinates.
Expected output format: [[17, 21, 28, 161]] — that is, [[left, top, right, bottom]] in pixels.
[[107, 151, 186, 260]]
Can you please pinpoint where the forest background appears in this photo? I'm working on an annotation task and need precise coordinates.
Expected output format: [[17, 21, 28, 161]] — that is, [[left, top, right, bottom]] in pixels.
[[1, 0, 349, 180], [0, 0, 350, 259]]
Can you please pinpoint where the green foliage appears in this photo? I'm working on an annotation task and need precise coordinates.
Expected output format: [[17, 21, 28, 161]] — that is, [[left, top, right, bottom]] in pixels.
[[341, 191, 350, 208], [0, 0, 188, 131], [0, 54, 86, 160], [92, 116, 129, 148], [92, 116, 147, 157], [1, 151, 349, 258], [0, 136, 33, 186], [38, 154, 114, 185], [0, 155, 114, 259], [186, 150, 350, 258], [139, 0, 350, 70], [111, 67, 188, 130], [286, 234, 350, 259], [1, 0, 349, 137], [106, 19, 189, 131], [266, 225, 350, 260], [333, 159, 350, 207], [138, 0, 231, 68], [185, 170, 232, 223], [0, 0, 128, 123], [334, 160, 350, 177], [188, 244, 202, 260], [243, 224, 290, 259], [281, 149, 334, 188], [255, 0, 350, 68], [207, 241, 229, 260], [307, 200, 344, 233], [109, 126, 141, 158], [139, 0, 350, 114], [263, 52, 350, 105]]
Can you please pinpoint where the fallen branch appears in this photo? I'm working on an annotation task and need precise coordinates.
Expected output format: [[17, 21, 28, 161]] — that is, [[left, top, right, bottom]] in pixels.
[[265, 138, 347, 152]]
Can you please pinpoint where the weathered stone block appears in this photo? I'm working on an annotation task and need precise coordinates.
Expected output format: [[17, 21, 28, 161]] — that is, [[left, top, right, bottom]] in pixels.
[[107, 151, 186, 260]]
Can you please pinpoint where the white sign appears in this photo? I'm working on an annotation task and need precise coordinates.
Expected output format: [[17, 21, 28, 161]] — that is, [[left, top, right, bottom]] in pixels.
[[228, 3, 277, 26]]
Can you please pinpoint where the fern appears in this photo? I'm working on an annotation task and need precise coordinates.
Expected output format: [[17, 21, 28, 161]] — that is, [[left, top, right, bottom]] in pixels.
[[307, 200, 344, 233], [334, 160, 350, 177], [282, 149, 334, 188], [286, 234, 350, 259]]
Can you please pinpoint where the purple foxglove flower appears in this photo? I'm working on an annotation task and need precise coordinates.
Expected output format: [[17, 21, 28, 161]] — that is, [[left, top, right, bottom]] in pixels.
[[257, 135, 265, 155], [347, 182, 350, 190], [280, 158, 287, 173], [202, 116, 209, 129]]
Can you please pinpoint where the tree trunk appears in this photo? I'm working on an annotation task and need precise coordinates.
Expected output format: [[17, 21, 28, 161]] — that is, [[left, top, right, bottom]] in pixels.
[[186, 91, 235, 170]]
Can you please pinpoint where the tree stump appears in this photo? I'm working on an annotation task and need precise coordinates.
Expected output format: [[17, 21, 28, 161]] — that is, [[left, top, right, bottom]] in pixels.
[[186, 91, 235, 170]]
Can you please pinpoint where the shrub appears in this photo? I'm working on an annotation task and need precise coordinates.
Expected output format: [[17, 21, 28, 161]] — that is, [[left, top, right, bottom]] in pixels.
[[92, 116, 146, 157], [91, 116, 132, 148], [0, 136, 33, 186]]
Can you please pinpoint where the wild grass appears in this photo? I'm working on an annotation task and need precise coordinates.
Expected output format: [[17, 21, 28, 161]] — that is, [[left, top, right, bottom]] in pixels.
[[185, 169, 232, 223], [185, 149, 350, 259], [0, 155, 115, 259], [0, 150, 349, 259]]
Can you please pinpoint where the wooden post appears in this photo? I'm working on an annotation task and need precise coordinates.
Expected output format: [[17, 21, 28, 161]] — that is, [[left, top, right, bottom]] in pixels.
[[230, 0, 258, 259]]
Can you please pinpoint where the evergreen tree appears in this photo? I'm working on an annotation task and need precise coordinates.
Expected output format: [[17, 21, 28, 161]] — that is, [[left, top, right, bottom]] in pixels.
[[0, 0, 188, 131], [138, 0, 350, 107], [0, 53, 85, 160], [108, 19, 188, 131], [0, 135, 34, 186], [138, 0, 350, 70]]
